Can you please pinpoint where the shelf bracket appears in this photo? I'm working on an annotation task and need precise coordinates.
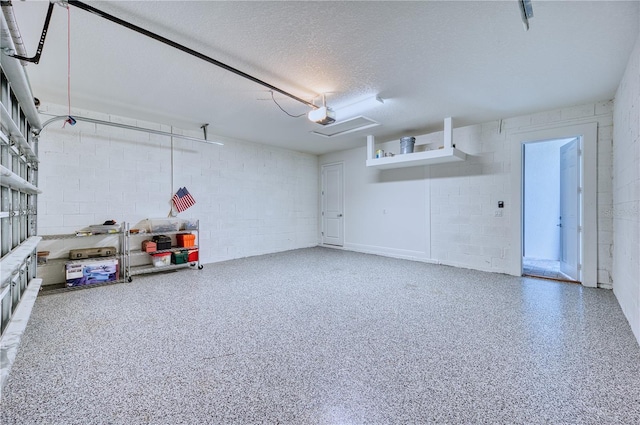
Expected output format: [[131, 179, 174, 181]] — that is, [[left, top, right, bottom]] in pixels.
[[366, 135, 375, 160], [443, 117, 453, 149]]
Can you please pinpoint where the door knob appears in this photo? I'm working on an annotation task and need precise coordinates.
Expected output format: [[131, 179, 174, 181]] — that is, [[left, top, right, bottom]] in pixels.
[[338, 214, 343, 217]]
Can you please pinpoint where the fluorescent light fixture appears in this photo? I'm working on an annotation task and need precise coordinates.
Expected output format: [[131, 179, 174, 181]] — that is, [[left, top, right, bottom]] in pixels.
[[334, 95, 384, 121], [311, 116, 380, 138], [308, 106, 336, 125]]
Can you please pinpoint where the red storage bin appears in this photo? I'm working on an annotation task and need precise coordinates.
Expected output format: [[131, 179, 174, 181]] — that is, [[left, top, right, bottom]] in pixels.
[[188, 249, 199, 262], [177, 233, 196, 248]]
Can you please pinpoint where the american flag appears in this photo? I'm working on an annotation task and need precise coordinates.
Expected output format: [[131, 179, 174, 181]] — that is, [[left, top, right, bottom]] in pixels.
[[172, 187, 196, 213]]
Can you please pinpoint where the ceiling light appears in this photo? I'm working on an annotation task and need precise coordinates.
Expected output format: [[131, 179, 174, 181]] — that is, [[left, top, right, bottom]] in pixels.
[[334, 95, 384, 121], [308, 106, 336, 125], [307, 94, 383, 125], [308, 94, 336, 125], [310, 116, 380, 138]]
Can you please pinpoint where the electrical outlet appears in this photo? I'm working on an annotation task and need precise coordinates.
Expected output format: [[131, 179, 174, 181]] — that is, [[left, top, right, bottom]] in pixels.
[[494, 210, 503, 217]]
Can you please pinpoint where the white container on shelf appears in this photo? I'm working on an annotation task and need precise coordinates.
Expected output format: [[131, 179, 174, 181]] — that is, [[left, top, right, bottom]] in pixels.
[[151, 253, 171, 267]]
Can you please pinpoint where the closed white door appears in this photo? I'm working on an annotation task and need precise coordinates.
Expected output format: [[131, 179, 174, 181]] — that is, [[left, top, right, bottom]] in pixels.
[[322, 163, 344, 246], [559, 138, 581, 281]]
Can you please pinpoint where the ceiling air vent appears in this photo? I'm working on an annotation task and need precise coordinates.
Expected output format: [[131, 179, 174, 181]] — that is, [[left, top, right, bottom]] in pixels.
[[311, 116, 380, 138]]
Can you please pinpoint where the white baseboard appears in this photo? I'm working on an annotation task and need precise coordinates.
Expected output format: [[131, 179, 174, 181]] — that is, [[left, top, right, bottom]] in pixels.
[[342, 243, 436, 264]]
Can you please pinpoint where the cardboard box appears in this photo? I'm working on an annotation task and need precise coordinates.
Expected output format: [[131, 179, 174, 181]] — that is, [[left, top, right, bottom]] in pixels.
[[66, 259, 119, 287]]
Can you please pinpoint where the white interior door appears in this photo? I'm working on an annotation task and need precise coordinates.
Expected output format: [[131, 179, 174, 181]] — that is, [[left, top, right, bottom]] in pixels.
[[322, 163, 344, 246], [559, 138, 580, 280]]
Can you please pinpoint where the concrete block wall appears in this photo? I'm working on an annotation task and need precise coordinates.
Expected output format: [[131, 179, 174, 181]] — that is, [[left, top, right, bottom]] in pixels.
[[320, 100, 614, 285], [613, 30, 640, 343], [36, 103, 318, 269]]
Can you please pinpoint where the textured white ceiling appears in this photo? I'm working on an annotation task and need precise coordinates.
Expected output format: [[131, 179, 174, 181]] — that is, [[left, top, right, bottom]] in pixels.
[[10, 1, 640, 155]]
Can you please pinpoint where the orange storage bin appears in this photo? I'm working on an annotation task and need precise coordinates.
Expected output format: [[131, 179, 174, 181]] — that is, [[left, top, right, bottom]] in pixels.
[[177, 233, 196, 248]]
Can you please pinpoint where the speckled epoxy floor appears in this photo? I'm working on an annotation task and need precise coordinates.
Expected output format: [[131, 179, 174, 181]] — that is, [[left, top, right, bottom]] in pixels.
[[1, 247, 639, 424]]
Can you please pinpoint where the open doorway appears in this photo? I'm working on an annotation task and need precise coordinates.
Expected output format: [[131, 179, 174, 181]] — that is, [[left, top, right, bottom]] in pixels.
[[522, 137, 581, 283]]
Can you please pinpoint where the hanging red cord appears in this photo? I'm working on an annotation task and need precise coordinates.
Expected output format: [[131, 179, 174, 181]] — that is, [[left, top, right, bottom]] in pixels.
[[64, 5, 75, 127]]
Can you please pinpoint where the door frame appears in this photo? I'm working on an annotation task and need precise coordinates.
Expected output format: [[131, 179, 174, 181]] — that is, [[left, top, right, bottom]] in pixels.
[[510, 123, 597, 287], [320, 161, 345, 247]]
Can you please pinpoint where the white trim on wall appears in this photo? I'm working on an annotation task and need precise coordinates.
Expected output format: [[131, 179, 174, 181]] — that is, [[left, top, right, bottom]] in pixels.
[[509, 123, 598, 287], [343, 242, 435, 262]]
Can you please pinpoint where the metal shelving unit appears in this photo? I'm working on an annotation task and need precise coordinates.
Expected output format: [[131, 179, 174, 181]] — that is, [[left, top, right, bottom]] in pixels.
[[38, 221, 204, 290], [123, 221, 202, 282], [38, 231, 125, 293]]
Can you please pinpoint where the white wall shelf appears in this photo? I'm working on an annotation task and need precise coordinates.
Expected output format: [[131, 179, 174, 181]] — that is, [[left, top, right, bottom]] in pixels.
[[366, 147, 466, 169], [365, 117, 467, 169]]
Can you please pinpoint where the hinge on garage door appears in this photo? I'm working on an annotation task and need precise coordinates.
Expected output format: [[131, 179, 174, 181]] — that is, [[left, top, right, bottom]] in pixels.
[[322, 211, 324, 216]]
